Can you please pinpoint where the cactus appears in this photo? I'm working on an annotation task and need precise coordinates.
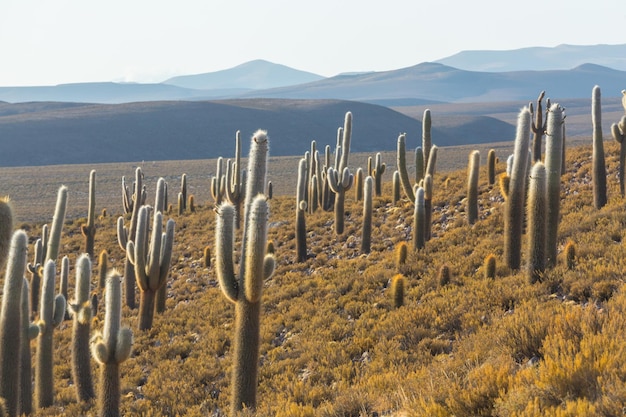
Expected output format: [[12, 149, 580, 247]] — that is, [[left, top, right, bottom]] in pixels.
[[327, 113, 354, 235], [504, 107, 531, 270], [467, 150, 480, 225], [391, 274, 405, 308], [19, 278, 38, 416], [211, 157, 226, 205], [27, 237, 44, 319], [611, 115, 626, 196], [266, 181, 273, 200], [188, 195, 195, 212], [0, 198, 13, 271], [69, 254, 95, 402], [499, 173, 510, 200], [415, 146, 425, 184], [423, 174, 433, 241], [438, 264, 451, 287], [397, 133, 415, 202], [180, 173, 187, 212], [127, 206, 175, 330], [487, 149, 496, 186], [422, 109, 432, 169], [361, 176, 373, 254], [81, 170, 97, 259], [309, 175, 319, 213], [564, 240, 576, 270], [0, 231, 27, 417], [60, 256, 71, 321], [545, 104, 565, 267], [425, 145, 438, 178], [295, 158, 308, 263], [45, 185, 68, 263], [215, 130, 276, 413], [395, 242, 408, 270], [530, 91, 548, 163], [98, 250, 109, 291], [372, 152, 386, 196], [484, 254, 497, 279], [91, 271, 133, 417], [392, 170, 401, 205], [177, 193, 184, 216], [592, 85, 607, 209], [354, 167, 364, 201], [622, 90, 626, 112], [527, 162, 547, 284], [35, 259, 66, 409], [225, 132, 246, 228], [412, 187, 426, 251]]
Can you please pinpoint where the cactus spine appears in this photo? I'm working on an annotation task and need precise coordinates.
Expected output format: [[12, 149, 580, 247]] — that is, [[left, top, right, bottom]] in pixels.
[[361, 176, 373, 254], [467, 150, 480, 225], [592, 85, 607, 209], [504, 108, 531, 270], [0, 231, 27, 417], [530, 91, 548, 163], [91, 271, 133, 417], [215, 130, 276, 413], [413, 187, 426, 251], [611, 115, 626, 196], [127, 206, 175, 330], [487, 149, 496, 186], [545, 104, 564, 267], [527, 162, 547, 283], [68, 254, 95, 402], [80, 170, 97, 259], [372, 152, 386, 196], [45, 185, 68, 263], [296, 158, 308, 263], [35, 260, 66, 409]]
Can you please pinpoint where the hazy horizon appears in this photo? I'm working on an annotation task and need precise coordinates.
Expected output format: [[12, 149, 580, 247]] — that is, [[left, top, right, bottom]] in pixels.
[[1, 0, 625, 87]]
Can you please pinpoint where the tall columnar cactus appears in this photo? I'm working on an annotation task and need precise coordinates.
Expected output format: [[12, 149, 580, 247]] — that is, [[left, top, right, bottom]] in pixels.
[[397, 133, 415, 202], [45, 185, 68, 263], [467, 150, 480, 225], [0, 231, 27, 417], [0, 198, 13, 271], [225, 132, 246, 228], [215, 130, 276, 413], [415, 146, 425, 184], [69, 254, 95, 402], [180, 173, 187, 212], [327, 113, 354, 235], [127, 206, 175, 330], [423, 174, 433, 241], [592, 85, 608, 209], [372, 152, 386, 196], [361, 176, 373, 254], [211, 157, 226, 205], [295, 158, 308, 263], [27, 237, 44, 319], [116, 217, 136, 309], [422, 109, 432, 168], [91, 271, 133, 417], [392, 171, 401, 205], [60, 256, 71, 320], [530, 91, 548, 163], [413, 187, 426, 251], [354, 167, 364, 201], [19, 278, 38, 416], [35, 259, 66, 409], [527, 162, 547, 284], [81, 170, 97, 259], [611, 115, 626, 196], [487, 149, 497, 186], [545, 103, 565, 267], [122, 168, 146, 216], [504, 107, 531, 270]]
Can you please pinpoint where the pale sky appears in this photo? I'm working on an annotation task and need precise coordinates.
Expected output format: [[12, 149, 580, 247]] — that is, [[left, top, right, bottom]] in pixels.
[[0, 0, 624, 86]]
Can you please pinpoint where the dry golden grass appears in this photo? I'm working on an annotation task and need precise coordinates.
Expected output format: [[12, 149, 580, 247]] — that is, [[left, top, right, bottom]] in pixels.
[[2, 137, 626, 416]]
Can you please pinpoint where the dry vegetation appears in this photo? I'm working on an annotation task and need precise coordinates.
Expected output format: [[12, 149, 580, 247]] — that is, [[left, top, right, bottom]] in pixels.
[[2, 136, 626, 416]]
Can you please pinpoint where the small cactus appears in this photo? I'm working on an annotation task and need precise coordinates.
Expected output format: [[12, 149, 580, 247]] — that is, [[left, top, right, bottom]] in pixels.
[[467, 150, 480, 225], [438, 264, 451, 287], [372, 152, 386, 196], [487, 149, 496, 186], [180, 173, 188, 212], [391, 274, 405, 308], [91, 271, 133, 417], [564, 241, 576, 270], [98, 250, 109, 291], [203, 246, 211, 268], [592, 85, 607, 209], [484, 254, 497, 279], [397, 133, 415, 202], [395, 242, 408, 270], [361, 176, 373, 254], [392, 171, 401, 205]]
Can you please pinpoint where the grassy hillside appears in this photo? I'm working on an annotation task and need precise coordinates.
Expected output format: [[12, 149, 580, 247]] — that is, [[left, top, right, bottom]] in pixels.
[[1, 133, 626, 415]]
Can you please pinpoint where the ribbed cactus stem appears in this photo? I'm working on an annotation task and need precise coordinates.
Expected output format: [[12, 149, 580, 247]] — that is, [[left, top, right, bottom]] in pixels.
[[423, 174, 433, 240], [338, 112, 352, 173], [397, 133, 415, 202], [392, 171, 401, 205], [155, 178, 167, 214], [527, 162, 547, 283], [296, 158, 308, 263], [611, 115, 626, 197], [545, 104, 564, 267], [354, 168, 364, 201], [60, 255, 71, 320], [467, 150, 480, 225], [225, 131, 245, 228], [361, 176, 373, 254], [45, 185, 68, 262], [415, 146, 424, 184], [70, 254, 95, 402], [504, 107, 531, 270], [91, 271, 133, 417], [35, 259, 66, 409], [81, 170, 97, 259], [180, 173, 187, 212], [19, 278, 38, 416], [530, 91, 547, 163], [487, 149, 496, 185], [592, 85, 607, 209], [0, 231, 27, 417], [422, 109, 432, 167], [373, 152, 386, 196], [413, 187, 426, 251], [211, 157, 225, 205], [425, 145, 438, 178], [0, 198, 13, 273]]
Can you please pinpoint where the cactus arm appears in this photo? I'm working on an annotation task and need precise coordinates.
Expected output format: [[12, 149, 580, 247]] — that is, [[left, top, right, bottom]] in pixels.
[[243, 196, 270, 303], [159, 219, 175, 282], [397, 134, 416, 202], [147, 212, 163, 290], [45, 185, 68, 262], [422, 109, 432, 165], [216, 203, 239, 303]]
